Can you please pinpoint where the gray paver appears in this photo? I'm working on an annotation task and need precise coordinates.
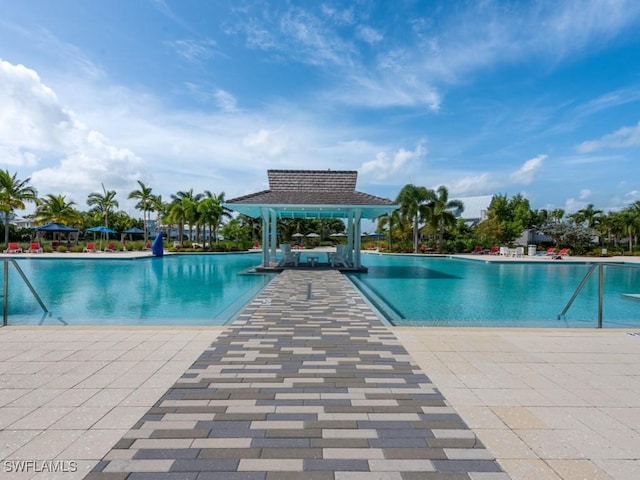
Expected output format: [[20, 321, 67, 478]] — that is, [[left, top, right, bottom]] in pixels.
[[89, 270, 507, 478]]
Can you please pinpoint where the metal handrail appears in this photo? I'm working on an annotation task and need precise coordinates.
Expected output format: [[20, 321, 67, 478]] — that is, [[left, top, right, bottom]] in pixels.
[[2, 259, 49, 326], [558, 262, 640, 328], [557, 264, 597, 321]]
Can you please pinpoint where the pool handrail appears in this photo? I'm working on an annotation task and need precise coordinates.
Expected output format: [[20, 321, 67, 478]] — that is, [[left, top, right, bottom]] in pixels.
[[558, 262, 640, 328], [2, 259, 49, 326]]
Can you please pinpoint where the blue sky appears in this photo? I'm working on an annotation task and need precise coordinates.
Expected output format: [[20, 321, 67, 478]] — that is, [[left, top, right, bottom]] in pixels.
[[1, 0, 640, 218]]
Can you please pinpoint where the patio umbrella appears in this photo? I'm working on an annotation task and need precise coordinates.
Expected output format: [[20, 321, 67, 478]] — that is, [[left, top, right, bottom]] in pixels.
[[86, 226, 116, 250], [306, 232, 320, 246], [122, 227, 144, 243], [34, 222, 79, 245], [34, 222, 78, 233]]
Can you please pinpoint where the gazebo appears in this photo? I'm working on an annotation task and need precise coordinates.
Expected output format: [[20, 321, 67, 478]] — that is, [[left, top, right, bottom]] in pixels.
[[224, 170, 398, 270]]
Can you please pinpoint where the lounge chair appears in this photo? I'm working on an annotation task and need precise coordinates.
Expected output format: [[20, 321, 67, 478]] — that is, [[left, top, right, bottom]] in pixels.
[[544, 247, 556, 257], [27, 242, 43, 253], [553, 248, 570, 260], [329, 244, 351, 268], [4, 242, 22, 253], [83, 242, 97, 253], [489, 245, 499, 255], [472, 245, 483, 254], [278, 243, 300, 267], [142, 242, 152, 251], [105, 242, 117, 252]]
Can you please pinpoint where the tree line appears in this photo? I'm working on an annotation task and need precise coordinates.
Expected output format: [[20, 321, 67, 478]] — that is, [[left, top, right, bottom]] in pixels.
[[2, 169, 640, 254]]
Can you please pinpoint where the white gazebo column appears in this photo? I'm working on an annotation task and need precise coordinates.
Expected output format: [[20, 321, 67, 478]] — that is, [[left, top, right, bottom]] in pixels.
[[353, 208, 362, 269], [261, 208, 269, 267], [270, 209, 278, 264], [346, 210, 354, 265]]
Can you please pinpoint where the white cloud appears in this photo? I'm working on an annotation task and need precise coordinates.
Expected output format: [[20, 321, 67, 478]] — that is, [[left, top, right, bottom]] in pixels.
[[242, 128, 291, 158], [509, 154, 546, 184], [575, 88, 640, 118], [167, 38, 219, 62], [0, 60, 144, 201], [0, 60, 70, 152], [576, 122, 640, 152], [564, 197, 588, 213], [335, 73, 441, 110], [357, 26, 383, 44], [579, 189, 591, 200], [360, 142, 426, 181], [214, 89, 238, 112], [448, 172, 496, 196]]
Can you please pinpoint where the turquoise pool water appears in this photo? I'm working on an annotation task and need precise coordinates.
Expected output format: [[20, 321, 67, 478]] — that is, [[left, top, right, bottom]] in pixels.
[[348, 254, 640, 328], [4, 253, 639, 327], [3, 253, 272, 326]]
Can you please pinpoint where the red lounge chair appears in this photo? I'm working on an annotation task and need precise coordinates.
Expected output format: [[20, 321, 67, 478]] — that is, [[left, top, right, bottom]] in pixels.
[[472, 245, 483, 254], [544, 247, 556, 256], [553, 248, 570, 259], [4, 242, 22, 253], [105, 242, 116, 252], [83, 242, 97, 253], [27, 242, 42, 253]]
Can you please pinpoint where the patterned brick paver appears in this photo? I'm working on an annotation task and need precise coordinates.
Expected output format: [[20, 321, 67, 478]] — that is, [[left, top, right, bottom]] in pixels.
[[87, 270, 508, 479]]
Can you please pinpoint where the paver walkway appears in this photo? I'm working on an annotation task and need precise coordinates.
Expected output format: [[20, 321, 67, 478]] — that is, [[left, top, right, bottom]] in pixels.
[[87, 270, 507, 479]]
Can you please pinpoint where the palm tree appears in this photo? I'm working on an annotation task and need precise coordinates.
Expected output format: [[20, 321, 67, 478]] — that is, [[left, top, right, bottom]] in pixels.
[[396, 184, 436, 253], [128, 180, 156, 243], [87, 184, 119, 228], [198, 191, 232, 246], [570, 203, 603, 229], [0, 170, 38, 245], [428, 185, 464, 252], [170, 189, 202, 244], [33, 194, 82, 225], [376, 209, 402, 252]]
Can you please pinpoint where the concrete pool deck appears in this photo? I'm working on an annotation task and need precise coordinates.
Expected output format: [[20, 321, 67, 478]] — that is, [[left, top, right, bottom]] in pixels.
[[0, 267, 639, 478]]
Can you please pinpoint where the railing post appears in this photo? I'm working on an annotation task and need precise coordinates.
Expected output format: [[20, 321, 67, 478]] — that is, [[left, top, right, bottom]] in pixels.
[[597, 264, 603, 328], [3, 259, 8, 326]]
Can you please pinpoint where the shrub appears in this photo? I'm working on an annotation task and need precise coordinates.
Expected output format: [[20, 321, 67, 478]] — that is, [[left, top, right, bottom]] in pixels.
[[56, 245, 67, 253]]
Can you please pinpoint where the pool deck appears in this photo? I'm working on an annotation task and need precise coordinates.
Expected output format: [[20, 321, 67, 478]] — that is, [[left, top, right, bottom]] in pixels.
[[0, 261, 639, 479]]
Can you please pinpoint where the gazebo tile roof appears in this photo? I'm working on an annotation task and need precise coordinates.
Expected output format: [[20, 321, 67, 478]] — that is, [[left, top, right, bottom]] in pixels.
[[224, 169, 398, 219], [226, 170, 395, 206], [226, 189, 395, 206], [267, 170, 357, 191]]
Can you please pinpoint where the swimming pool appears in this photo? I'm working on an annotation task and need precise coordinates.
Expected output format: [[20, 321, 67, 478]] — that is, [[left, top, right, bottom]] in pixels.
[[348, 254, 640, 328], [3, 253, 273, 326], [4, 252, 639, 328]]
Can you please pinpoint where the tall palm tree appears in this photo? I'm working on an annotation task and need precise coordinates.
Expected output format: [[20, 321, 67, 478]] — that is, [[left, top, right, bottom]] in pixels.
[[128, 180, 156, 243], [376, 209, 402, 252], [428, 185, 464, 252], [198, 191, 232, 246], [33, 194, 82, 226], [0, 170, 38, 245], [87, 184, 119, 228], [170, 189, 202, 244], [396, 184, 436, 253], [570, 203, 603, 229]]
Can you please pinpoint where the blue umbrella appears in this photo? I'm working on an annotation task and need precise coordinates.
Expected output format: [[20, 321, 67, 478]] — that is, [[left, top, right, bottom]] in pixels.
[[122, 227, 144, 235], [86, 226, 116, 251], [34, 222, 78, 232], [86, 226, 116, 234], [34, 223, 78, 245]]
